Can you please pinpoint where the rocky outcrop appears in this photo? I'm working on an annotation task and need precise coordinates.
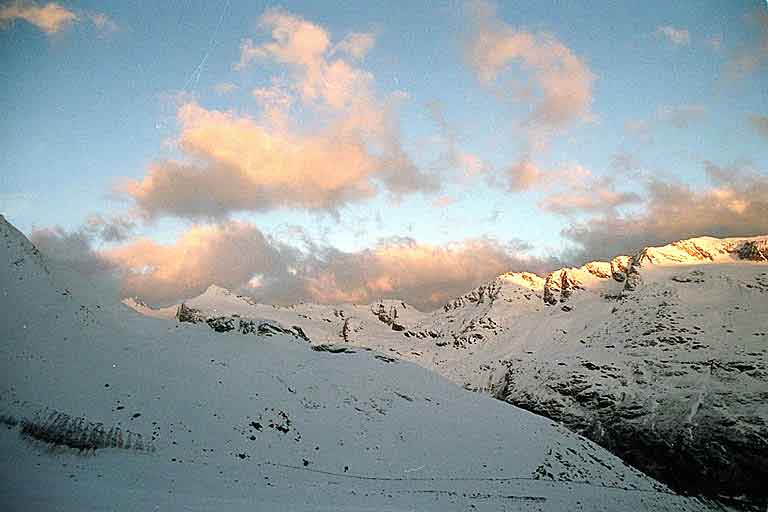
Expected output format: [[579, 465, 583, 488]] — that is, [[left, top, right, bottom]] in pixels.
[[610, 255, 631, 282], [443, 279, 504, 311], [738, 240, 768, 262], [177, 303, 205, 323], [544, 269, 583, 305], [371, 302, 407, 331], [177, 305, 309, 341], [495, 355, 768, 506]]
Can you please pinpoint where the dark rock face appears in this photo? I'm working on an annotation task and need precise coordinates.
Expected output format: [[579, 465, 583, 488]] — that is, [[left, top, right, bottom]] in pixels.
[[371, 303, 407, 332], [739, 240, 768, 262], [493, 285, 768, 510], [206, 316, 236, 332], [177, 305, 309, 342], [543, 270, 583, 305], [176, 303, 205, 324], [443, 280, 503, 311]]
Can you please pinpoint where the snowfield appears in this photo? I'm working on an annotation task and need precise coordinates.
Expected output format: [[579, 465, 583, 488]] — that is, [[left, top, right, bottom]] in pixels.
[[130, 232, 768, 508], [0, 215, 723, 510]]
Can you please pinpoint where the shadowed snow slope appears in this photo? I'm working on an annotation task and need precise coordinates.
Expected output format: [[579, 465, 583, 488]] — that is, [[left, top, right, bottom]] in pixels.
[[136, 232, 768, 508], [0, 214, 717, 510]]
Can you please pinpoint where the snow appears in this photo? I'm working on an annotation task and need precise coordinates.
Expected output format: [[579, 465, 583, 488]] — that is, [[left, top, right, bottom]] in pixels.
[[126, 229, 768, 505], [0, 214, 718, 510]]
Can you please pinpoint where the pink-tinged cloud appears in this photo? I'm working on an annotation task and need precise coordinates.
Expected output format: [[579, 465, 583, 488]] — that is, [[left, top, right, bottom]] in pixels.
[[0, 1, 115, 36], [0, 1, 77, 34], [562, 161, 768, 262], [102, 221, 284, 306], [123, 102, 380, 217], [126, 9, 436, 219], [38, 219, 554, 311], [503, 159, 591, 193], [656, 25, 690, 46], [505, 158, 542, 191], [466, 0, 595, 130], [539, 177, 642, 215], [236, 9, 373, 111], [333, 32, 376, 60], [302, 237, 549, 310]]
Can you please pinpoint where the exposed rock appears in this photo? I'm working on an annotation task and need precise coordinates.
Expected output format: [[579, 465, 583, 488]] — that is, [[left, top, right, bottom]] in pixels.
[[610, 255, 631, 282], [739, 240, 768, 262], [206, 316, 236, 332], [176, 303, 205, 324]]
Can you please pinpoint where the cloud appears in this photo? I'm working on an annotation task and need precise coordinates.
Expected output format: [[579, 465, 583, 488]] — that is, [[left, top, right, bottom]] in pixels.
[[126, 9, 436, 219], [103, 221, 286, 306], [30, 226, 114, 276], [0, 1, 116, 36], [0, 1, 77, 34], [505, 158, 542, 191], [234, 9, 374, 111], [624, 104, 707, 144], [37, 217, 555, 311], [124, 101, 438, 218], [502, 159, 592, 193], [561, 161, 768, 262], [540, 177, 642, 215], [333, 32, 375, 60], [426, 100, 489, 178], [749, 114, 768, 139], [300, 237, 552, 310], [656, 25, 690, 46], [466, 0, 595, 131], [83, 214, 136, 242]]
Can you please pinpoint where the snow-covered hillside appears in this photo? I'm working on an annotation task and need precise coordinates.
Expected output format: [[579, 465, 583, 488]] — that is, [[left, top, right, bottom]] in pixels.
[[136, 233, 768, 508], [0, 214, 720, 510]]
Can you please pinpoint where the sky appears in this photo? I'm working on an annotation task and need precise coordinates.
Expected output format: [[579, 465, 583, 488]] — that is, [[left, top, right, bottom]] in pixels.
[[1, 0, 767, 310]]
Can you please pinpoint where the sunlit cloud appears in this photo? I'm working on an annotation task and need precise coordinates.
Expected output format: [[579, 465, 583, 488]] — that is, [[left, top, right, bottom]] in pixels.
[[0, 1, 116, 36], [561, 161, 768, 262], [466, 0, 595, 131], [35, 218, 555, 311], [103, 221, 285, 306], [126, 8, 437, 219], [333, 32, 376, 60], [0, 1, 77, 34], [539, 177, 642, 215]]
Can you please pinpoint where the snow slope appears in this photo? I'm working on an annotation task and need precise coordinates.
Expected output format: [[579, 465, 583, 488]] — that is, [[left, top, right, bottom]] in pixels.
[[140, 234, 768, 507], [0, 214, 717, 510]]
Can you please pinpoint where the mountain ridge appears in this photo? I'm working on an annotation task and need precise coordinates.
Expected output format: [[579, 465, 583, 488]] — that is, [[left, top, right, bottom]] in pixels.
[[127, 231, 768, 508]]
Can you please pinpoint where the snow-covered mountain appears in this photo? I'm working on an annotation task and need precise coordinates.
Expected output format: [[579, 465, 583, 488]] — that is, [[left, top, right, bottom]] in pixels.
[[0, 214, 720, 510], [133, 233, 768, 508]]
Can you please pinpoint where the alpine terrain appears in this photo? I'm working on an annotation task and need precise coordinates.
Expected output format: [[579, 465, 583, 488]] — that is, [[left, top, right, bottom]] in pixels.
[[130, 232, 768, 509], [0, 215, 727, 510]]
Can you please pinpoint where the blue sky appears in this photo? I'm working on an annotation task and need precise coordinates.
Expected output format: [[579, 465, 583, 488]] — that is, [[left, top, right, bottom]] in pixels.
[[1, 0, 767, 307]]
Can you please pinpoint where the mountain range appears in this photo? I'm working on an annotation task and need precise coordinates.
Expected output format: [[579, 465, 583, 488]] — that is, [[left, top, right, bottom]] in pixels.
[[126, 232, 768, 508]]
